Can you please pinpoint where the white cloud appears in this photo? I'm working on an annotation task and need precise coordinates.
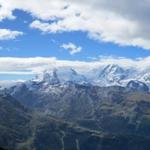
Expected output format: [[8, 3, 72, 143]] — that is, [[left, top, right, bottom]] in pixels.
[[0, 29, 23, 40], [0, 56, 150, 76], [1, 0, 150, 49], [27, 0, 150, 50], [61, 42, 82, 55]]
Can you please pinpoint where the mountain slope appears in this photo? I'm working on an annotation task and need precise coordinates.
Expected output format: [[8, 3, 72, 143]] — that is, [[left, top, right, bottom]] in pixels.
[[23, 115, 150, 150], [0, 93, 31, 150], [8, 81, 150, 137], [1, 94, 150, 150]]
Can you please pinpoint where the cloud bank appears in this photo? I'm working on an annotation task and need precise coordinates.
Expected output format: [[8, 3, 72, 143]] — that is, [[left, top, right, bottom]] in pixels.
[[0, 0, 150, 49], [0, 56, 150, 77]]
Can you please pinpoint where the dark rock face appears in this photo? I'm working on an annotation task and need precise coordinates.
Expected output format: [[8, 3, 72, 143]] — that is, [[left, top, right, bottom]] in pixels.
[[127, 80, 149, 92]]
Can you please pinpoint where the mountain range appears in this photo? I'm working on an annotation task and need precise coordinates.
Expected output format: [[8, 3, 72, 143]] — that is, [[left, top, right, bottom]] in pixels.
[[32, 64, 150, 88], [1, 64, 150, 88], [1, 64, 150, 149]]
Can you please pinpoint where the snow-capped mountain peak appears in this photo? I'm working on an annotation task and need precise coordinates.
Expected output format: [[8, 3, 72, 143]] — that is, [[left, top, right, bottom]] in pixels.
[[37, 67, 87, 85], [99, 64, 126, 79], [86, 64, 129, 86], [101, 64, 124, 74]]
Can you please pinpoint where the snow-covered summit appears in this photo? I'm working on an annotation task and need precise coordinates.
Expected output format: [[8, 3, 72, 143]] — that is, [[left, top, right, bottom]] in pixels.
[[36, 67, 88, 85], [1, 64, 150, 91], [86, 64, 131, 86]]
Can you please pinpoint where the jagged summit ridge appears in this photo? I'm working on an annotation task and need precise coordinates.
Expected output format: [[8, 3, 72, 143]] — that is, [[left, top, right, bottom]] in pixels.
[[1, 64, 150, 90]]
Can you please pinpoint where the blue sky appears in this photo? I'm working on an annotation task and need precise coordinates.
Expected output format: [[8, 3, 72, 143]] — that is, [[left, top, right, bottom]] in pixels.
[[1, 10, 150, 60], [0, 0, 150, 80]]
